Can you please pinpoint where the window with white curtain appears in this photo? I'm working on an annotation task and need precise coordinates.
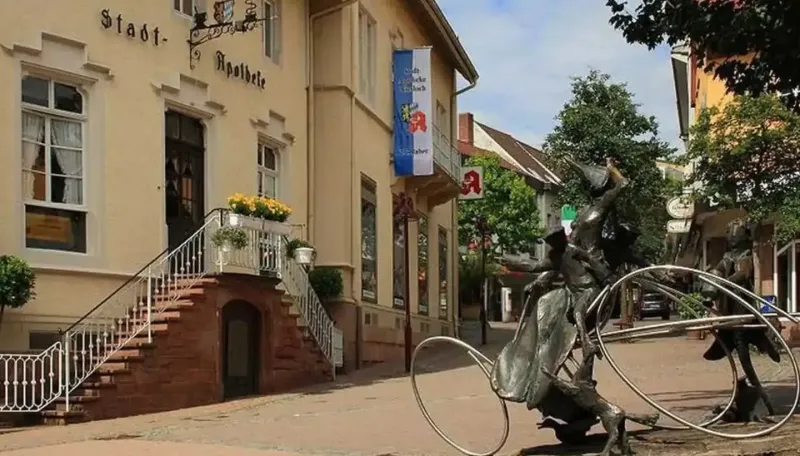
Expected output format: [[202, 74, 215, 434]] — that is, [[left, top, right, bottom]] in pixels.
[[263, 0, 281, 62], [257, 143, 279, 198], [21, 75, 87, 253]]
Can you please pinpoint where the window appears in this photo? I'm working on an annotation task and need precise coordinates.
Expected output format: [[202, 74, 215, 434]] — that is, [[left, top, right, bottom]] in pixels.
[[22, 75, 88, 253], [392, 210, 406, 309], [29, 331, 60, 350], [438, 227, 448, 320], [418, 216, 429, 315], [257, 143, 279, 198], [358, 7, 376, 103], [174, 0, 206, 16], [361, 179, 377, 302], [263, 0, 281, 62]]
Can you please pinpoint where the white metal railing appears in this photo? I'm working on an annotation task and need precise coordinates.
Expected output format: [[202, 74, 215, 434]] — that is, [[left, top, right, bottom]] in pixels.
[[278, 237, 340, 372], [432, 125, 460, 181]]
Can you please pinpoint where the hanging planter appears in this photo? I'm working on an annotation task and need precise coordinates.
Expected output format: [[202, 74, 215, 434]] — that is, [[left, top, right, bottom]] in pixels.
[[211, 226, 249, 252], [286, 238, 315, 266], [294, 247, 316, 265]]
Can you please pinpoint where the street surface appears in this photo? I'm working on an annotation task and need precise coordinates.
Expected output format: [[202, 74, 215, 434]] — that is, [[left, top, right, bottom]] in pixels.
[[0, 319, 797, 456]]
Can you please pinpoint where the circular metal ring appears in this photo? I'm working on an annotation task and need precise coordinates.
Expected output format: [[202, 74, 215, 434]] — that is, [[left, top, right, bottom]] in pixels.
[[410, 336, 509, 456], [596, 280, 739, 430], [596, 265, 800, 439]]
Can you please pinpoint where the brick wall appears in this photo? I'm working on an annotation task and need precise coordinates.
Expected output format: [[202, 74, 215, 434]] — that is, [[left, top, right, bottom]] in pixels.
[[79, 274, 332, 421]]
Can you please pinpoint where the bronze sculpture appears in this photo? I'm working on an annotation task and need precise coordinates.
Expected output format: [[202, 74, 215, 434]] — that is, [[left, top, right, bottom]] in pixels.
[[701, 218, 781, 422], [410, 155, 800, 456], [490, 158, 651, 455]]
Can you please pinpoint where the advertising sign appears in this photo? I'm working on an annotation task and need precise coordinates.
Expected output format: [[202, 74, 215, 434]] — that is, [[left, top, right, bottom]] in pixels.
[[459, 166, 484, 200]]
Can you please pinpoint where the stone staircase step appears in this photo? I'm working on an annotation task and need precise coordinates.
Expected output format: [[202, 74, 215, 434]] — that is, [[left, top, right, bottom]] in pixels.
[[41, 409, 87, 425]]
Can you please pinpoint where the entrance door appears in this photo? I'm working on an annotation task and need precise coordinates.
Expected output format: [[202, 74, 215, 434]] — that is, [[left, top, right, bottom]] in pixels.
[[165, 111, 205, 251], [222, 300, 261, 399]]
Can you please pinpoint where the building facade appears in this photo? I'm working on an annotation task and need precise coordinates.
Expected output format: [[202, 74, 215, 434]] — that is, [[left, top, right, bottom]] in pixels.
[[457, 112, 561, 260], [0, 0, 477, 371], [671, 44, 800, 316]]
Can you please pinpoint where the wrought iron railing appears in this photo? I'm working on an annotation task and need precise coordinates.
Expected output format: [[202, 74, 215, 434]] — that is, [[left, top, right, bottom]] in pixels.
[[278, 237, 340, 372], [432, 125, 461, 181], [0, 208, 340, 413]]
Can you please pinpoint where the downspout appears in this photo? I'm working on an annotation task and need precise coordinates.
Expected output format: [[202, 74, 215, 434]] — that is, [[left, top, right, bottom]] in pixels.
[[450, 78, 477, 336], [307, 0, 358, 243]]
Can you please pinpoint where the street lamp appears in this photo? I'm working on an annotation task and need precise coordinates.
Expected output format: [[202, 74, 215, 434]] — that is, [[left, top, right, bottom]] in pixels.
[[393, 192, 417, 373], [476, 216, 491, 346]]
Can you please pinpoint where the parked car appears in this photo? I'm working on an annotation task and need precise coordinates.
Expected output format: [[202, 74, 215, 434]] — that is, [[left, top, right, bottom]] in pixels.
[[638, 291, 671, 320]]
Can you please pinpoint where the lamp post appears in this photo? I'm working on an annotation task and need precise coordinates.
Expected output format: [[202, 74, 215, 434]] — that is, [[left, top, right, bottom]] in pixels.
[[476, 216, 491, 346], [393, 192, 416, 373]]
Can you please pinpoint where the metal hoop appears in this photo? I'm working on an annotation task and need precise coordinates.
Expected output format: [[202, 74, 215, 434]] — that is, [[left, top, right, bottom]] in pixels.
[[410, 336, 510, 456], [596, 265, 800, 439]]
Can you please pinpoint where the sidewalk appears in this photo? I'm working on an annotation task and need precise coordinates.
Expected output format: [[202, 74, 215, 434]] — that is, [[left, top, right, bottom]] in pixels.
[[0, 323, 797, 456]]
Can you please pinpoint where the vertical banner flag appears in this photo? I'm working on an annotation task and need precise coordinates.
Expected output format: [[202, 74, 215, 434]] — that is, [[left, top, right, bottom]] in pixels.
[[392, 48, 434, 177]]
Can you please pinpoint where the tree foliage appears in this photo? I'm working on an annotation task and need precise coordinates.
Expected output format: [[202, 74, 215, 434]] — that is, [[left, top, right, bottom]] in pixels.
[[686, 95, 800, 244], [544, 71, 678, 261], [0, 255, 36, 330], [458, 154, 543, 254], [606, 0, 800, 112], [459, 250, 500, 304]]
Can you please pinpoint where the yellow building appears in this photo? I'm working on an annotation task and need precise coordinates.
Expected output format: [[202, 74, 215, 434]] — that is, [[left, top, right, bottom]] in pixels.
[[0, 0, 477, 375], [671, 44, 800, 314]]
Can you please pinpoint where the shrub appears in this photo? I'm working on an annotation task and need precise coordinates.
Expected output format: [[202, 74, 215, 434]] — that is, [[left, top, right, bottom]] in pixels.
[[0, 255, 36, 327], [678, 292, 709, 320], [308, 267, 343, 300]]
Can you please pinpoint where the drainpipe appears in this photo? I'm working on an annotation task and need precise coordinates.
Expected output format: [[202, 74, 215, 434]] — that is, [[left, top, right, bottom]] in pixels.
[[307, 0, 358, 243], [450, 78, 477, 337]]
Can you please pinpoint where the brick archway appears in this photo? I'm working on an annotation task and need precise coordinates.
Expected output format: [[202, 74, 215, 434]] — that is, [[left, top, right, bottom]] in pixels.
[[221, 299, 261, 399]]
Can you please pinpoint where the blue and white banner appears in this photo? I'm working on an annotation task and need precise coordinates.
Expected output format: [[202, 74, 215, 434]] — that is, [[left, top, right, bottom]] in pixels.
[[392, 48, 434, 176]]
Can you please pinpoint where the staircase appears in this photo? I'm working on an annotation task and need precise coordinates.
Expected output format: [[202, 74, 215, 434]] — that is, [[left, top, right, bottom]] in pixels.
[[0, 209, 342, 424]]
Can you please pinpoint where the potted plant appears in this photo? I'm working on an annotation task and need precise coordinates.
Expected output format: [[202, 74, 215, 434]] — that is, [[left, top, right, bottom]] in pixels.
[[211, 226, 249, 252], [286, 238, 315, 265], [0, 255, 36, 332], [678, 292, 709, 340], [308, 267, 343, 302]]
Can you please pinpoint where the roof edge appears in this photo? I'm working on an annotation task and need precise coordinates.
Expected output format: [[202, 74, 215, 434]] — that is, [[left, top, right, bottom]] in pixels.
[[419, 0, 479, 84]]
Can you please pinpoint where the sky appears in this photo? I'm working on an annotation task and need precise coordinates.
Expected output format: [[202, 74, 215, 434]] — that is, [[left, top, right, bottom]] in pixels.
[[437, 0, 681, 152]]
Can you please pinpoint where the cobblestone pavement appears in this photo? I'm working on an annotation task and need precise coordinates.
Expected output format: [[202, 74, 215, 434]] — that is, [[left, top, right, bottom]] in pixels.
[[1, 321, 798, 456]]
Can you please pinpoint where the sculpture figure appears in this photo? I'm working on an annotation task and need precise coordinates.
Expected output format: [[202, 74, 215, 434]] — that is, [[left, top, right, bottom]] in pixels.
[[493, 226, 648, 455], [701, 218, 781, 422], [566, 157, 630, 358]]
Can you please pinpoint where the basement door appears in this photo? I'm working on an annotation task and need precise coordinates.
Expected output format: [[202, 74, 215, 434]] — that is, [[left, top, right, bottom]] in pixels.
[[222, 300, 261, 399]]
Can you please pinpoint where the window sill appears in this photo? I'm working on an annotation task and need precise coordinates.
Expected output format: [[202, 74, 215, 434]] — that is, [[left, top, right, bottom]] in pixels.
[[29, 262, 136, 280]]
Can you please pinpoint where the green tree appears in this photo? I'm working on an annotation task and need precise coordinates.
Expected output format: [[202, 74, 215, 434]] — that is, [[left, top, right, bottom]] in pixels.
[[0, 255, 36, 330], [544, 71, 678, 261], [606, 0, 800, 112], [686, 95, 800, 248], [458, 154, 543, 254]]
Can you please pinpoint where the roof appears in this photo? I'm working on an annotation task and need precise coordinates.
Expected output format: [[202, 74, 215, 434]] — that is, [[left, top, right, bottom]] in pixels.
[[413, 0, 479, 84], [474, 122, 562, 185], [457, 141, 518, 171]]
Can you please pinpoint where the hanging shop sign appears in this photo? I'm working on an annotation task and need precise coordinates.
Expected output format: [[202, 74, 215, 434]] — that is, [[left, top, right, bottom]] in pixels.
[[215, 51, 266, 89], [666, 219, 692, 234], [459, 166, 484, 200], [666, 195, 695, 219], [188, 0, 269, 69], [101, 10, 167, 46]]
